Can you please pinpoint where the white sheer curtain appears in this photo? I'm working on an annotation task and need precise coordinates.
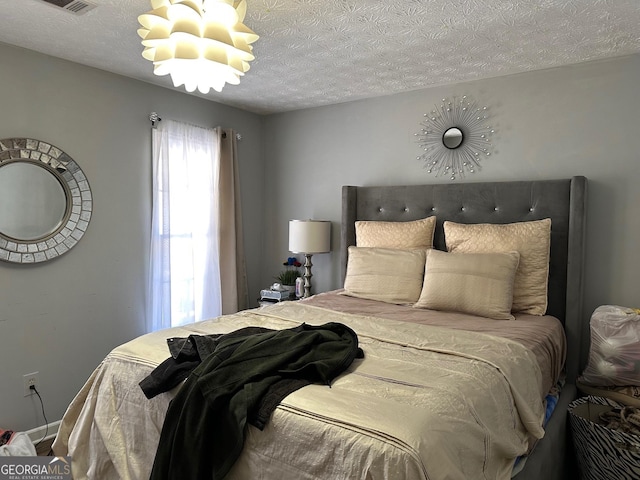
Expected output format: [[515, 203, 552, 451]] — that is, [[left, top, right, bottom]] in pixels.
[[147, 120, 222, 332]]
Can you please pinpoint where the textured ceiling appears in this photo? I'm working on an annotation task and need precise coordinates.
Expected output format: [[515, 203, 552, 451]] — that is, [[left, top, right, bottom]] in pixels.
[[1, 0, 639, 114]]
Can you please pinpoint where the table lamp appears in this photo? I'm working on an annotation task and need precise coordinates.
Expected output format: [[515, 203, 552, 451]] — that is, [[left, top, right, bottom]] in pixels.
[[288, 220, 331, 298]]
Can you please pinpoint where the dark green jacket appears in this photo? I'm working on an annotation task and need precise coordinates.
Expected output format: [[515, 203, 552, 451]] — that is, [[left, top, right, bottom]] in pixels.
[[149, 322, 362, 480]]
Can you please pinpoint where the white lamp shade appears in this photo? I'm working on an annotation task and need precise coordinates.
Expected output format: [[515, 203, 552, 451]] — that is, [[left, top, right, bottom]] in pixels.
[[289, 220, 331, 254]]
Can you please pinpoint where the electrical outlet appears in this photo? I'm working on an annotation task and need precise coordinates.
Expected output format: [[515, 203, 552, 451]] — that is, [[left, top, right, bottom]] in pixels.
[[23, 372, 39, 397]]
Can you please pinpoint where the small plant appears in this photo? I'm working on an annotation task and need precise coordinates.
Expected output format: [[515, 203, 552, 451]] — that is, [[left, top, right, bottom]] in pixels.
[[275, 257, 302, 286]]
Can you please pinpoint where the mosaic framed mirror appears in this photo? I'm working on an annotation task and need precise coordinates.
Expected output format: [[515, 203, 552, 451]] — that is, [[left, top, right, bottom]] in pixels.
[[0, 138, 92, 263]]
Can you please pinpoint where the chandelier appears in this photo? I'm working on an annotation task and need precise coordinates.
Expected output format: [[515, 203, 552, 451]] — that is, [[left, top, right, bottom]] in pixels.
[[138, 0, 259, 94]]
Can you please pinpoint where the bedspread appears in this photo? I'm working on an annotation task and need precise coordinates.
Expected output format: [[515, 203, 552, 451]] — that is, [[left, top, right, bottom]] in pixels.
[[307, 290, 566, 396], [53, 301, 545, 480]]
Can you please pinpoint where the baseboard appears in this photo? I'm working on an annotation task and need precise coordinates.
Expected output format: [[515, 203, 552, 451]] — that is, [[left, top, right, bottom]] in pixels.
[[26, 420, 61, 444]]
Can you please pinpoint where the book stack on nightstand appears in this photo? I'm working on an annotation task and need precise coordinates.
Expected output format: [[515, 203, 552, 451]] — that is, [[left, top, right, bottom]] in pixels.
[[259, 287, 296, 307]]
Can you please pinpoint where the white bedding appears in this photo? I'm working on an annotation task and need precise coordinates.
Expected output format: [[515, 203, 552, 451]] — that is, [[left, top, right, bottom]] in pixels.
[[53, 301, 545, 480]]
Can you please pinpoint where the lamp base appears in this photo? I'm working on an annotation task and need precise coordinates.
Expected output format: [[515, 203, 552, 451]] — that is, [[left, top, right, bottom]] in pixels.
[[303, 253, 313, 298]]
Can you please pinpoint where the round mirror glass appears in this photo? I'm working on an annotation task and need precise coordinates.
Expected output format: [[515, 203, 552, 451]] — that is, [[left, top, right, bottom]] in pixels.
[[0, 162, 67, 241], [442, 127, 464, 149]]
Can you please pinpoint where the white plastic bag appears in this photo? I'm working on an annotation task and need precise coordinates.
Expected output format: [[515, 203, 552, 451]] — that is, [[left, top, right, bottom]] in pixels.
[[579, 305, 640, 387], [0, 431, 37, 456]]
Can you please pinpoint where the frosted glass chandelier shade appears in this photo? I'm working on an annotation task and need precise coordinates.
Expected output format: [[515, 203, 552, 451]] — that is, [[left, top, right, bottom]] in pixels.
[[138, 0, 259, 94]]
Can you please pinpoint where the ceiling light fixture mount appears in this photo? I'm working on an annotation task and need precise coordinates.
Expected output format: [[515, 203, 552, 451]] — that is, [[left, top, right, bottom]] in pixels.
[[138, 0, 259, 94]]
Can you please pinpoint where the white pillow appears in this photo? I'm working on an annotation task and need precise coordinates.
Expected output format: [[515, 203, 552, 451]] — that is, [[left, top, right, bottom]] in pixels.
[[414, 249, 520, 320], [444, 219, 551, 315], [343, 246, 426, 304], [355, 217, 436, 249]]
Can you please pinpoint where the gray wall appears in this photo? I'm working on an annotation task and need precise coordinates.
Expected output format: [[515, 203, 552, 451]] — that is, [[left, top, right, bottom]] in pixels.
[[3, 40, 639, 434], [0, 43, 264, 432], [262, 54, 640, 322]]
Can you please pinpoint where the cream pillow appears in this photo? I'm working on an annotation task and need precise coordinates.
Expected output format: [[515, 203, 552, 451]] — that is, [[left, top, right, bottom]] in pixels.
[[414, 249, 520, 320], [444, 219, 551, 315], [355, 216, 436, 249], [342, 246, 426, 304]]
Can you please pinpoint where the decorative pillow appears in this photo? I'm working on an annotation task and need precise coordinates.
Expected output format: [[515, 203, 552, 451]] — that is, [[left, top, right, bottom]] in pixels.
[[355, 216, 436, 249], [444, 219, 551, 315], [342, 246, 426, 304], [414, 249, 520, 320]]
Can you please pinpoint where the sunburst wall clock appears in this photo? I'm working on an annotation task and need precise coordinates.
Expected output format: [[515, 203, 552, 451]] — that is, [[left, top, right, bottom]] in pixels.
[[415, 95, 495, 180]]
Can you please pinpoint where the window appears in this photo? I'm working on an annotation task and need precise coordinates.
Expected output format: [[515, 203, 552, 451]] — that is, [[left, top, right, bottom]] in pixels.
[[148, 120, 222, 331]]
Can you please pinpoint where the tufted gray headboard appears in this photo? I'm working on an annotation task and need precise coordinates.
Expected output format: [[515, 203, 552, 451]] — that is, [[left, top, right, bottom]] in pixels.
[[341, 177, 587, 382]]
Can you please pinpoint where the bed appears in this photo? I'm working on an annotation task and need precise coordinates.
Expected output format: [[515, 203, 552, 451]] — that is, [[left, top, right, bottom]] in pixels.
[[52, 177, 587, 480]]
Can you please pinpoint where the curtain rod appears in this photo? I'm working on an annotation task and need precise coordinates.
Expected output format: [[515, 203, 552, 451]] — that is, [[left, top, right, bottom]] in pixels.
[[148, 112, 242, 140]]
